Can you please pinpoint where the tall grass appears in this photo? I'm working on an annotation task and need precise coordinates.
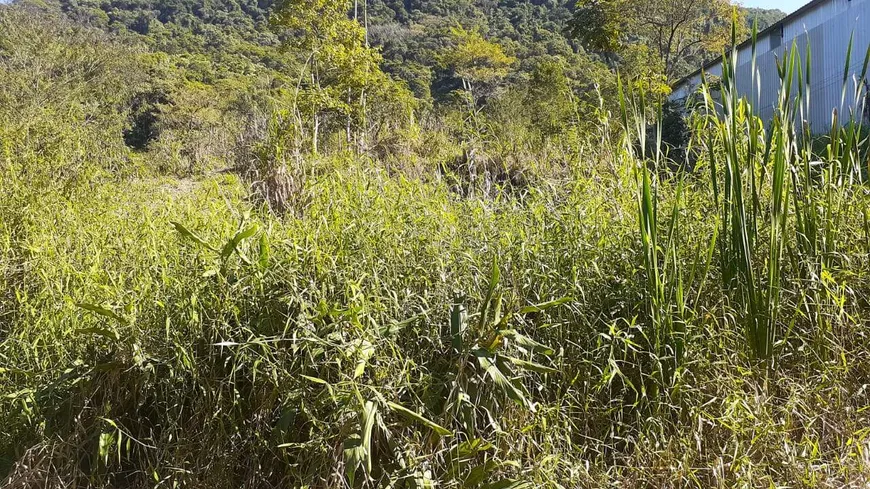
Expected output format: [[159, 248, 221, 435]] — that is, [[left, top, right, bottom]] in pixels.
[[690, 18, 870, 361], [617, 79, 694, 406], [3, 17, 870, 489]]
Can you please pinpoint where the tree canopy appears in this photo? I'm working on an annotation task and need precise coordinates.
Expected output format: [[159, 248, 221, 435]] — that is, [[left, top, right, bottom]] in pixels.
[[568, 0, 740, 82]]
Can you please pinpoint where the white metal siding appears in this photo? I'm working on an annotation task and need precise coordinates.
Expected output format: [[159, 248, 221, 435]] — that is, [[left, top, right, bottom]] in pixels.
[[671, 0, 870, 132]]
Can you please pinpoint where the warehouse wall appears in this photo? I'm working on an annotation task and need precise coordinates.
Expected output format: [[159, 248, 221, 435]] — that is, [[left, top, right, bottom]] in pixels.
[[670, 0, 870, 131]]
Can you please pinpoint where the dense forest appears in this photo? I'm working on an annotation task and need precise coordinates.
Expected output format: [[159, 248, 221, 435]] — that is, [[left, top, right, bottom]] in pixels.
[[7, 0, 787, 175], [7, 0, 870, 488]]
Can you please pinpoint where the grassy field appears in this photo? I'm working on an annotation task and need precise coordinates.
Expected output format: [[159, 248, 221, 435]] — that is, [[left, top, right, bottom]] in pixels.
[[3, 140, 870, 487], [2, 12, 870, 489]]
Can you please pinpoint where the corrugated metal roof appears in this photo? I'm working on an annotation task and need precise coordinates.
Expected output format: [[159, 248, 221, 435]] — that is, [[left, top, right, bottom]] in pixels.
[[671, 0, 829, 90]]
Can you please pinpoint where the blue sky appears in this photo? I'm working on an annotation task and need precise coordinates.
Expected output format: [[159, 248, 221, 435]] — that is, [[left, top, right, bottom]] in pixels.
[[739, 0, 808, 13]]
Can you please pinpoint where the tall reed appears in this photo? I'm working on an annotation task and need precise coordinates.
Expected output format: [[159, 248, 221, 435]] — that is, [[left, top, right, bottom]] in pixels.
[[695, 16, 870, 360], [618, 78, 689, 400], [695, 20, 792, 360]]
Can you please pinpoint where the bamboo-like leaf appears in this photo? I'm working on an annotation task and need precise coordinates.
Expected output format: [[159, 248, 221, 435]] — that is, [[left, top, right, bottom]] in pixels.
[[343, 434, 364, 486], [221, 224, 260, 262], [499, 329, 554, 355], [503, 356, 558, 374], [386, 401, 452, 436], [840, 31, 855, 109], [413, 470, 435, 489], [479, 256, 500, 330], [258, 233, 270, 270], [301, 375, 335, 399], [361, 400, 378, 475], [474, 349, 528, 408], [352, 339, 375, 379], [76, 327, 120, 341], [76, 303, 128, 325], [518, 297, 571, 314], [860, 44, 870, 83], [171, 222, 217, 252], [480, 480, 533, 489], [301, 374, 329, 385], [463, 461, 499, 487], [99, 431, 115, 465], [693, 226, 719, 307], [843, 31, 854, 87], [451, 299, 467, 352]]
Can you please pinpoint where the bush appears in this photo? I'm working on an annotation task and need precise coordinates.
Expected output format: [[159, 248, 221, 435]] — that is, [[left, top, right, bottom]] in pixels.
[[0, 3, 145, 184]]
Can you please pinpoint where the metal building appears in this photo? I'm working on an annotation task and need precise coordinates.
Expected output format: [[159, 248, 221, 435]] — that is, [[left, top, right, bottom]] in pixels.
[[670, 0, 870, 131]]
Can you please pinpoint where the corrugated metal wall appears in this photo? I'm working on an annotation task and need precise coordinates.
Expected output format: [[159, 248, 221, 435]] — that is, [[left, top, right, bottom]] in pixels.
[[670, 0, 870, 132]]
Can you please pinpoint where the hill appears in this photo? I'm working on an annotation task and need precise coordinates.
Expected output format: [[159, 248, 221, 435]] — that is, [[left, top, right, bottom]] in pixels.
[[744, 6, 788, 31], [55, 0, 785, 95], [55, 0, 583, 99]]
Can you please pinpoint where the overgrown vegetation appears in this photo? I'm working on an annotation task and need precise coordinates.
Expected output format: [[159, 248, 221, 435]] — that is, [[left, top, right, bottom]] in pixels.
[[2, 0, 870, 488]]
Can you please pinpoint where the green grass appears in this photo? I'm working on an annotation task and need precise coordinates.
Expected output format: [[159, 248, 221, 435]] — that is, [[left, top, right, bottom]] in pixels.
[[3, 20, 870, 489], [3, 144, 870, 487]]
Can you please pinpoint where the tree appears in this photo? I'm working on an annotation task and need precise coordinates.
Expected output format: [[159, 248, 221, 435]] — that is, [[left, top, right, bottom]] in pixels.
[[525, 59, 574, 141], [568, 0, 739, 83], [743, 7, 786, 32], [438, 26, 515, 107], [565, 0, 622, 54], [0, 2, 145, 181], [272, 0, 386, 153]]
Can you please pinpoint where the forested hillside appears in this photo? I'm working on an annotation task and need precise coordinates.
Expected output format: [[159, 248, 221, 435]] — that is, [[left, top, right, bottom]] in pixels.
[[4, 0, 867, 488], [57, 0, 784, 95], [744, 6, 787, 30], [55, 0, 592, 107], [40, 0, 786, 168]]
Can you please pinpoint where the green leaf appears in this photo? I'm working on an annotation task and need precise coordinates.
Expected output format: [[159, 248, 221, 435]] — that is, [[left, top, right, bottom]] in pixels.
[[474, 349, 529, 409], [503, 356, 559, 374], [464, 461, 499, 487], [258, 233, 270, 270], [301, 375, 335, 399], [519, 296, 572, 314], [499, 329, 554, 355], [386, 401, 452, 436], [343, 434, 364, 486], [361, 400, 378, 474], [412, 470, 435, 489], [301, 374, 329, 385], [455, 438, 495, 459], [76, 303, 128, 325], [352, 339, 375, 379], [76, 327, 120, 341], [0, 367, 31, 376], [98, 430, 116, 465], [479, 256, 500, 330], [451, 300, 467, 352], [221, 224, 260, 263], [171, 222, 217, 252], [480, 480, 533, 489]]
